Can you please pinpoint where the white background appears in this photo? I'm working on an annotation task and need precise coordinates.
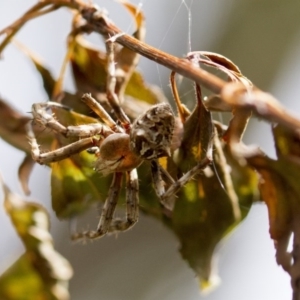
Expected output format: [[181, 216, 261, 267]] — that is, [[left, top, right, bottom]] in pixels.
[[1, 0, 300, 299]]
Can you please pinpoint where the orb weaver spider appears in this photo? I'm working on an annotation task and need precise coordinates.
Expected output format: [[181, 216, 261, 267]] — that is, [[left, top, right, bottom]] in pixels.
[[27, 42, 212, 241]]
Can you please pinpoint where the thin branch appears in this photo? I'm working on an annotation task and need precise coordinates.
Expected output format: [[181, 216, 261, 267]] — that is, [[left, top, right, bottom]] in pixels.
[[0, 1, 84, 55], [80, 7, 225, 94]]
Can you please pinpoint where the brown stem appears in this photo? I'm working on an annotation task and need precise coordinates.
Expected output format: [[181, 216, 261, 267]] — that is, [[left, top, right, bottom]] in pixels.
[[0, 1, 224, 93], [0, 1, 83, 55], [80, 7, 225, 94]]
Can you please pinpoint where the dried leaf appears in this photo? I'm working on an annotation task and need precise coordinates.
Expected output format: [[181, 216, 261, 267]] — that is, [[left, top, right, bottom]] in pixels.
[[248, 154, 293, 240], [195, 51, 242, 73], [18, 155, 35, 196], [118, 0, 144, 30], [244, 124, 300, 295], [188, 51, 252, 86], [15, 40, 55, 98], [162, 74, 256, 286], [0, 98, 31, 153], [221, 82, 300, 131]]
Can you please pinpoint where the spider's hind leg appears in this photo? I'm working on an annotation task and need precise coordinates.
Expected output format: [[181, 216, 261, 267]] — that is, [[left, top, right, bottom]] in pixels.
[[151, 158, 211, 211]]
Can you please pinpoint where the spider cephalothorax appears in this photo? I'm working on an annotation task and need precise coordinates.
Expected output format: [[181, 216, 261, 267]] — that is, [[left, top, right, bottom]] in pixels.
[[94, 103, 175, 175]]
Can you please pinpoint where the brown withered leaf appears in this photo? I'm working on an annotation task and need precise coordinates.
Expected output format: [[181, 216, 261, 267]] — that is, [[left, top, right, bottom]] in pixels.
[[0, 98, 38, 195], [15, 40, 55, 98], [18, 155, 35, 196], [0, 176, 73, 300], [0, 98, 31, 153], [245, 124, 300, 295], [246, 153, 293, 241], [188, 51, 252, 86], [221, 82, 300, 132]]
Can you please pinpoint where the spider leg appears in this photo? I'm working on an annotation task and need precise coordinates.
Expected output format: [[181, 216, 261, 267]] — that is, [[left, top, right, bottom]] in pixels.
[[81, 93, 121, 133], [32, 102, 114, 138], [27, 122, 96, 164], [151, 158, 211, 210], [108, 169, 139, 232], [72, 172, 123, 241], [105, 40, 131, 129]]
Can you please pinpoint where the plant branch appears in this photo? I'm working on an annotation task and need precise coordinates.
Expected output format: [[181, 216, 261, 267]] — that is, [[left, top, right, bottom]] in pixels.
[[1, 1, 300, 133], [80, 7, 225, 94], [0, 0, 84, 55]]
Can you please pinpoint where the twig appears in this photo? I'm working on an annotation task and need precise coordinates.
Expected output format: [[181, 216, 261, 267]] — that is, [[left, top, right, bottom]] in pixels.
[[80, 6, 225, 94]]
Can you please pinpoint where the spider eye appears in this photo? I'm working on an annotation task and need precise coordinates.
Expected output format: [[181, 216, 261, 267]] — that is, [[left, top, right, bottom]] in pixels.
[[130, 103, 175, 160]]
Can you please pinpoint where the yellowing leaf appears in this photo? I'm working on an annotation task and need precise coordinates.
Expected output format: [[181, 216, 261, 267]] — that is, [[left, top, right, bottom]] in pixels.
[[51, 154, 106, 218], [0, 176, 73, 300]]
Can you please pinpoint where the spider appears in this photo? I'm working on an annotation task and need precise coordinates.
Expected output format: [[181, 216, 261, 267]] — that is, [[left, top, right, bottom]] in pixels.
[[27, 43, 212, 241]]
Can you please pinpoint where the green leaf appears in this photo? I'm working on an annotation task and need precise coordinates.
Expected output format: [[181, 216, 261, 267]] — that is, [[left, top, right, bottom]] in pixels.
[[0, 176, 73, 300], [51, 152, 107, 218], [165, 145, 256, 289]]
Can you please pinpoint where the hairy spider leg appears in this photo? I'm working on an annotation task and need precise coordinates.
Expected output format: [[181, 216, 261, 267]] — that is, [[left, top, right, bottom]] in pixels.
[[32, 102, 114, 138], [151, 157, 212, 211], [108, 169, 139, 232], [71, 172, 123, 240], [81, 93, 122, 133], [71, 169, 139, 241], [28, 122, 96, 164], [105, 40, 131, 130]]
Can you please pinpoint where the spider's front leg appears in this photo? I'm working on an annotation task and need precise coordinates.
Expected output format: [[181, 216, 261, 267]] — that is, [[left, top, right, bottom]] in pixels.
[[32, 101, 114, 138], [27, 122, 97, 164]]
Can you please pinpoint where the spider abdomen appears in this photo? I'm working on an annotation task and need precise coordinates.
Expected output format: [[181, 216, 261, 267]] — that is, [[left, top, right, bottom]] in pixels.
[[130, 103, 175, 160]]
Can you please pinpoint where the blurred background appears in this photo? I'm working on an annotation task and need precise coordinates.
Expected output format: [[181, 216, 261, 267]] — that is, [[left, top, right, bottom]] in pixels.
[[1, 0, 300, 299]]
